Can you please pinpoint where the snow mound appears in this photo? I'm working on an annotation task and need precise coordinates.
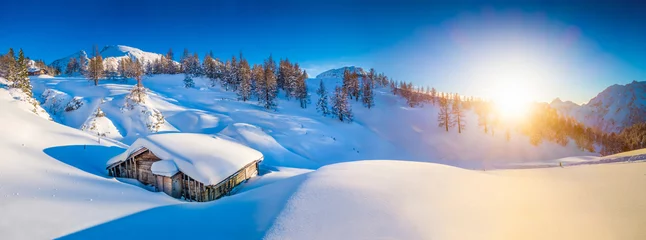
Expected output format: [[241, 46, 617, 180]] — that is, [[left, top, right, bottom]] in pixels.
[[81, 107, 123, 140], [109, 133, 264, 185], [1, 78, 51, 120], [265, 160, 646, 240], [316, 66, 366, 79], [121, 94, 171, 134], [219, 123, 320, 169]]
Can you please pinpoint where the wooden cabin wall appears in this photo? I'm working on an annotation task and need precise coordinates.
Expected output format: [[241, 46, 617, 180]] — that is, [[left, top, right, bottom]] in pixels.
[[109, 156, 261, 203]]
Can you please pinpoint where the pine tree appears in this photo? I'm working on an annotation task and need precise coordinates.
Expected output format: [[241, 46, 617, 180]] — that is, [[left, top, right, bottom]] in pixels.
[[14, 49, 32, 97], [180, 48, 190, 73], [437, 95, 452, 132], [237, 57, 252, 101], [65, 57, 78, 75], [231, 55, 240, 91], [362, 69, 375, 108], [183, 74, 194, 88], [203, 54, 217, 83], [316, 79, 330, 116], [277, 58, 289, 91], [3, 48, 16, 82], [451, 93, 465, 133], [251, 64, 264, 100], [332, 86, 353, 122], [86, 45, 104, 86], [295, 70, 310, 108], [476, 102, 489, 134], [258, 55, 278, 110], [430, 87, 437, 106], [165, 48, 176, 74], [191, 52, 202, 77], [79, 53, 88, 76], [126, 58, 146, 105]]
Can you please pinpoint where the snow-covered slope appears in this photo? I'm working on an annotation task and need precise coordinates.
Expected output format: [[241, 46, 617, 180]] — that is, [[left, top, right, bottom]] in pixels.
[[3, 74, 646, 239], [0, 87, 178, 239], [315, 66, 366, 79], [551, 80, 646, 132], [30, 74, 597, 170]]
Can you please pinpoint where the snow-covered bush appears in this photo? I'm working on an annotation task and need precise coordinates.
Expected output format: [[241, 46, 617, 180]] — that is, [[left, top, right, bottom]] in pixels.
[[65, 97, 84, 112], [121, 88, 166, 133], [81, 106, 122, 139], [184, 74, 195, 88]]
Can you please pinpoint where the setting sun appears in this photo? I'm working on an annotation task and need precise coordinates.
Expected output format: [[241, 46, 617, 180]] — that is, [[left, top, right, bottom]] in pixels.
[[491, 85, 532, 119]]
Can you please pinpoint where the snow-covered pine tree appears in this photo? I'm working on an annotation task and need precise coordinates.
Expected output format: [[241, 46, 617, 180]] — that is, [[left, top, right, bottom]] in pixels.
[[316, 79, 330, 116], [295, 70, 309, 108], [437, 94, 452, 132], [237, 57, 252, 101], [183, 74, 194, 88], [451, 93, 465, 133], [332, 86, 353, 122], [362, 69, 375, 109], [14, 49, 32, 97], [86, 45, 104, 86]]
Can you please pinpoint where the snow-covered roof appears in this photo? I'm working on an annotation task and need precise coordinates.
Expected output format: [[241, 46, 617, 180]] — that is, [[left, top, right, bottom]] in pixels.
[[108, 133, 263, 185], [151, 160, 179, 177]]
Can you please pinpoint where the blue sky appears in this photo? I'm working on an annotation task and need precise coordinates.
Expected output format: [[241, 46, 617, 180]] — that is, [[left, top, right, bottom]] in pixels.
[[1, 0, 645, 103]]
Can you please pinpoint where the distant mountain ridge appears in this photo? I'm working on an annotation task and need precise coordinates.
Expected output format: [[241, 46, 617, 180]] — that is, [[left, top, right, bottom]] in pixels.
[[316, 66, 366, 79], [551, 80, 646, 133]]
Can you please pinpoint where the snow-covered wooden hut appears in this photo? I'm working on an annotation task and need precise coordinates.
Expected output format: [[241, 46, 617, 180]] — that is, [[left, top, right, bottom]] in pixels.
[[106, 133, 263, 202]]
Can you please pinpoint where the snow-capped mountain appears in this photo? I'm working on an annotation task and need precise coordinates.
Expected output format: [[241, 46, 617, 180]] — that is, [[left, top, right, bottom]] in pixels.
[[549, 98, 581, 117], [49, 50, 88, 73], [99, 45, 165, 71], [49, 45, 176, 73], [551, 80, 646, 133], [316, 66, 366, 79]]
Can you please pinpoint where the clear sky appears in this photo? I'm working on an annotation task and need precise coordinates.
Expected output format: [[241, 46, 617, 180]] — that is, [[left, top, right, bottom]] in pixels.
[[1, 0, 644, 103]]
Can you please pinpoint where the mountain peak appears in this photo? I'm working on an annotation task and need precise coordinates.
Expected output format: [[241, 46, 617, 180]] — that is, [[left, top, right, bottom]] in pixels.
[[316, 66, 367, 79]]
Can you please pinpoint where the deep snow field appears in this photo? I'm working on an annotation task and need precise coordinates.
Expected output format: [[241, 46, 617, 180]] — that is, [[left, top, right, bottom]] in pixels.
[[0, 75, 645, 239]]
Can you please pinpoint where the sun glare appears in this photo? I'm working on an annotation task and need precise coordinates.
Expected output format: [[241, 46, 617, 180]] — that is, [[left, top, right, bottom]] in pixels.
[[491, 85, 532, 119]]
